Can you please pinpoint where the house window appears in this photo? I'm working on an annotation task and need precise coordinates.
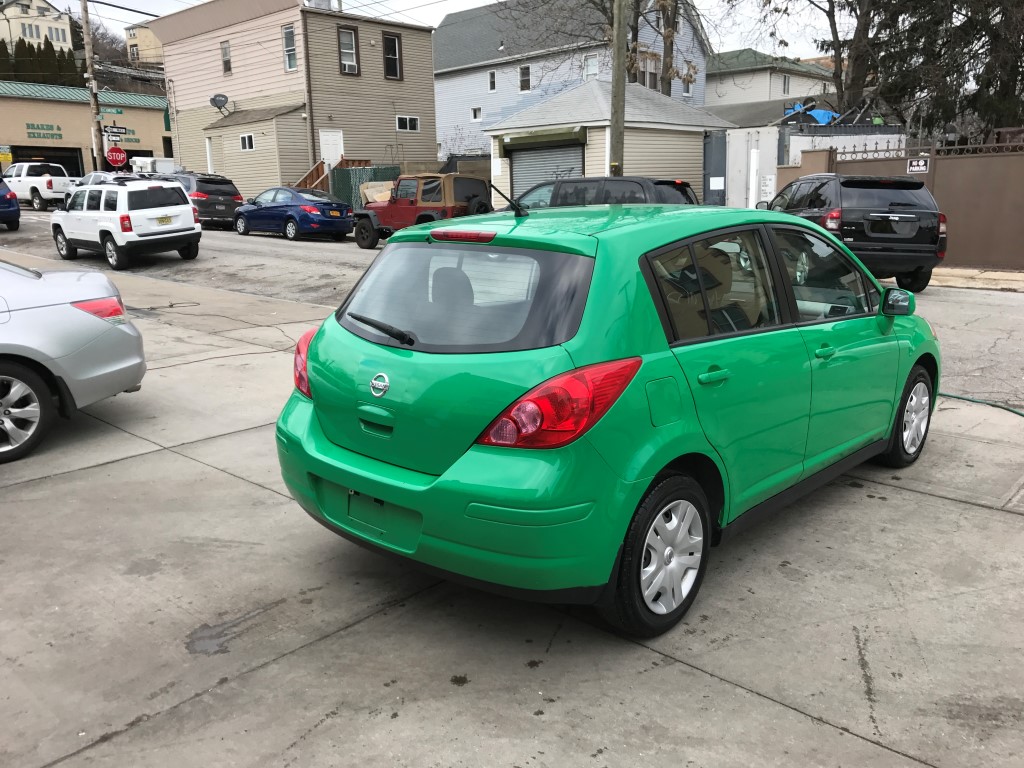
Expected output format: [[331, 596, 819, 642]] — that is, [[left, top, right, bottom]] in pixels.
[[338, 26, 359, 75], [641, 54, 661, 90], [17, 4, 28, 13], [383, 32, 402, 80], [488, 70, 496, 91], [240, 134, 254, 151], [396, 115, 419, 132], [782, 74, 791, 95], [681, 60, 692, 95], [129, 44, 138, 60], [127, 28, 136, 38], [36, 6, 45, 14], [282, 25, 297, 71], [519, 64, 530, 91], [582, 53, 598, 81], [221, 41, 232, 74], [471, 107, 481, 121]]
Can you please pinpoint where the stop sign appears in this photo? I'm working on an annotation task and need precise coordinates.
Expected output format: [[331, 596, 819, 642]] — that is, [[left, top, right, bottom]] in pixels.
[[106, 146, 127, 167]]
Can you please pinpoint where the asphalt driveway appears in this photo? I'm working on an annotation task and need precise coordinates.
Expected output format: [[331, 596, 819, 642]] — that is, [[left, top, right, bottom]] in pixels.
[[1, 251, 1022, 768]]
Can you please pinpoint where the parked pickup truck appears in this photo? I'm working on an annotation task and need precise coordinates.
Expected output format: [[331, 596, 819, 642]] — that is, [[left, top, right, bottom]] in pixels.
[[1, 162, 80, 211]]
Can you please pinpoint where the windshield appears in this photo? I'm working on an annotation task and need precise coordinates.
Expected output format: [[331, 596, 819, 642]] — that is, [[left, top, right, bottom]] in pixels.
[[840, 180, 935, 209], [336, 242, 594, 353]]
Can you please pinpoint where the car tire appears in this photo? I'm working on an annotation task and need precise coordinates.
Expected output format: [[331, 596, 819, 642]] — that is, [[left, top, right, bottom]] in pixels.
[[0, 361, 56, 464], [54, 227, 77, 260], [355, 218, 380, 249], [31, 190, 47, 212], [466, 195, 492, 215], [331, 232, 348, 242], [103, 235, 129, 271], [234, 215, 250, 235], [284, 218, 300, 241], [178, 242, 199, 260], [896, 269, 932, 292], [599, 474, 712, 638], [6, 220, 20, 231], [876, 364, 933, 468]]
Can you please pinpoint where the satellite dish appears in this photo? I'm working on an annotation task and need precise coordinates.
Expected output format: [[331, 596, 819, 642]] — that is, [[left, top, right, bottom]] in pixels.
[[210, 94, 229, 109]]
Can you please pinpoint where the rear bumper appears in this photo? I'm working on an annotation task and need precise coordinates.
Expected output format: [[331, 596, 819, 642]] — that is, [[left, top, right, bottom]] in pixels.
[[122, 230, 201, 256], [0, 207, 19, 222], [51, 321, 146, 409], [275, 393, 639, 600], [848, 246, 942, 277], [197, 208, 240, 224], [299, 214, 354, 235]]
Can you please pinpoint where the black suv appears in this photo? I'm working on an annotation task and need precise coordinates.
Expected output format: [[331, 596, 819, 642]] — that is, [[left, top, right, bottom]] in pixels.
[[155, 172, 243, 228], [513, 176, 699, 210], [760, 174, 946, 292]]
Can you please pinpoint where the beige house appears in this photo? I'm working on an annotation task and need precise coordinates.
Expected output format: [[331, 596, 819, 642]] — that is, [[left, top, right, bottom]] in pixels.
[[0, 0, 73, 51], [485, 80, 733, 206], [705, 49, 833, 107], [149, 0, 437, 198], [125, 23, 163, 65]]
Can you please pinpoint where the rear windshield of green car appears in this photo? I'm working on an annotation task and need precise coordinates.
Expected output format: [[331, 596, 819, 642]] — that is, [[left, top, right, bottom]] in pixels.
[[336, 242, 594, 353]]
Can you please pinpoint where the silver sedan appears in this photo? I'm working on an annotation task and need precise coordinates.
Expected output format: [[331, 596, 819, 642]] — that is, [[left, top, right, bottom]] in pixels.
[[0, 260, 146, 462]]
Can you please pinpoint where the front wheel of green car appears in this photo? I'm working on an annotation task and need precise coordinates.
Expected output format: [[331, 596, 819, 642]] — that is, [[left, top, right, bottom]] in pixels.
[[877, 364, 933, 468], [600, 474, 711, 637]]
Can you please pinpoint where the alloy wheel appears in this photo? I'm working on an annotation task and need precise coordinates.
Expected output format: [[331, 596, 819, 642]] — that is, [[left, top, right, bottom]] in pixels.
[[285, 221, 298, 239], [56, 232, 67, 256], [639, 499, 703, 615], [0, 376, 42, 454], [902, 381, 930, 454]]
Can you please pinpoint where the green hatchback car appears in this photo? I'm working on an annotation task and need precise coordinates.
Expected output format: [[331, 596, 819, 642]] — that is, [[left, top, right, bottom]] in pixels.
[[276, 205, 940, 637]]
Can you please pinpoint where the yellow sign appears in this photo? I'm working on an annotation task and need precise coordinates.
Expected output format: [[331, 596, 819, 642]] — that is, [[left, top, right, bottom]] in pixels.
[[0, 153, 12, 163]]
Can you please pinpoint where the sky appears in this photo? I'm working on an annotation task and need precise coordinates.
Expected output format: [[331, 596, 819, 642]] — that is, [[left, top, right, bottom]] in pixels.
[[82, 0, 830, 59]]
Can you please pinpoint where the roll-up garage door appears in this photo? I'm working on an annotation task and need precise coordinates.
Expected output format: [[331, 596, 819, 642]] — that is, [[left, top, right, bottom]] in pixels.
[[510, 145, 584, 197]]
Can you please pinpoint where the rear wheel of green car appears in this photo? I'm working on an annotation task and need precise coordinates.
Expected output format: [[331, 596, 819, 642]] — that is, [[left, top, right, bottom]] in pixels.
[[600, 474, 711, 637], [877, 364, 933, 468]]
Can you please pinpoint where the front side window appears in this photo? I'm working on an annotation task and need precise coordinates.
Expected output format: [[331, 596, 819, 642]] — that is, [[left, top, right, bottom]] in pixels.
[[383, 33, 402, 79], [102, 190, 118, 211], [519, 65, 530, 92], [396, 115, 419, 132], [254, 189, 277, 204], [221, 41, 231, 74], [337, 243, 594, 353], [85, 190, 102, 211], [395, 178, 418, 199], [240, 134, 254, 151], [1, 165, 17, 178], [67, 190, 86, 211], [338, 26, 359, 75], [771, 227, 871, 319], [420, 178, 442, 203], [804, 179, 837, 209], [517, 182, 554, 210], [582, 53, 598, 81], [282, 25, 297, 71]]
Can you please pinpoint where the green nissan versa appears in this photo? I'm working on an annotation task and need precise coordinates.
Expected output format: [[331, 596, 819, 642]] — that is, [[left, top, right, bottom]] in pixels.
[[276, 205, 940, 637]]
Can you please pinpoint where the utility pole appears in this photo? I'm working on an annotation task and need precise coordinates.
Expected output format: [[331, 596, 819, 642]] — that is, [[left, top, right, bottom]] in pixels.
[[80, 0, 104, 171], [608, 0, 627, 176]]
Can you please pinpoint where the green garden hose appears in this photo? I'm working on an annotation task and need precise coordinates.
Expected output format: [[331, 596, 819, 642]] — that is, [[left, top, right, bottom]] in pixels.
[[939, 392, 1024, 418]]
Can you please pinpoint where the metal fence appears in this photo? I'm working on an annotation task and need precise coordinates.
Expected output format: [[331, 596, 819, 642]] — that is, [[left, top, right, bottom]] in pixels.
[[330, 165, 402, 207]]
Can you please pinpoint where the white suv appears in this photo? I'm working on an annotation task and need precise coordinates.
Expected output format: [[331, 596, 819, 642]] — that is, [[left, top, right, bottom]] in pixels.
[[50, 179, 201, 270]]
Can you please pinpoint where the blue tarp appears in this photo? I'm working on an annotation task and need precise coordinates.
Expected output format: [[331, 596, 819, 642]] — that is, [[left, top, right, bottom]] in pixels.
[[784, 102, 839, 125]]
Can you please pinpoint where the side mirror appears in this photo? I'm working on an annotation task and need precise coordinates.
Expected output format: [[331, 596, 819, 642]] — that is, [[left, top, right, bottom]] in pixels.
[[246, 197, 255, 204], [881, 287, 915, 317], [755, 201, 769, 210]]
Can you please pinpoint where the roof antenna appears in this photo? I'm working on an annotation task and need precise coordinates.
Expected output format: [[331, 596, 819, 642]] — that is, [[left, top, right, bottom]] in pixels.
[[490, 182, 527, 218]]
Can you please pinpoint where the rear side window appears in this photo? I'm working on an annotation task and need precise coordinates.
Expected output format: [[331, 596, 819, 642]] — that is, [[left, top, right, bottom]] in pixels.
[[26, 164, 66, 177], [839, 179, 935, 209], [420, 178, 442, 203], [804, 179, 837, 209], [102, 191, 118, 211], [602, 179, 645, 204], [86, 190, 102, 211], [453, 177, 488, 202], [337, 242, 594, 353], [128, 186, 189, 210], [197, 178, 241, 196], [654, 181, 698, 204]]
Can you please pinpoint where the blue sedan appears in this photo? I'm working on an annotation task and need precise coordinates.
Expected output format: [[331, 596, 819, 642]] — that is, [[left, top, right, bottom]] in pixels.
[[233, 187, 353, 241], [0, 179, 21, 231]]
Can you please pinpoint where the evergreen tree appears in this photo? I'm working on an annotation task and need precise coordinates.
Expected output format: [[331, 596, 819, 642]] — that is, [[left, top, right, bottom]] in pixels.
[[0, 40, 13, 82], [56, 48, 80, 86], [39, 37, 60, 85], [12, 38, 35, 82]]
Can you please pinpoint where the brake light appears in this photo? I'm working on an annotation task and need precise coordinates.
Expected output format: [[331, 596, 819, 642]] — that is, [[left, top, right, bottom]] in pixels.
[[300, 205, 319, 214], [189, 191, 208, 200], [294, 329, 316, 398], [232, 195, 244, 202], [119, 214, 133, 232], [72, 296, 126, 325], [46, 178, 53, 190], [477, 358, 642, 449], [192, 206, 199, 223], [821, 209, 841, 231], [3, 191, 15, 200], [430, 230, 496, 243], [938, 212, 947, 235]]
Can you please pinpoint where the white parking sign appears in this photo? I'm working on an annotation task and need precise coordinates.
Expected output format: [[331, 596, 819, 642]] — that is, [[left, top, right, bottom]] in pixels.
[[907, 157, 930, 174]]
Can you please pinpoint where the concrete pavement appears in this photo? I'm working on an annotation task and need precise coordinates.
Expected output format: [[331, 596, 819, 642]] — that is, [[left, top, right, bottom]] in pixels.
[[932, 266, 1024, 293], [1, 250, 1023, 767]]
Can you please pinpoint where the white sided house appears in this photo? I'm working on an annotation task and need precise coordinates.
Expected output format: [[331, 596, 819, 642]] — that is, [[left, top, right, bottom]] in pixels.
[[433, 0, 711, 160], [705, 49, 832, 107]]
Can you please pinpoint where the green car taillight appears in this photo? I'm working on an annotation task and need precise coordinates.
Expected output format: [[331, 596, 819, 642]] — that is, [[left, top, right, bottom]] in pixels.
[[294, 329, 315, 398]]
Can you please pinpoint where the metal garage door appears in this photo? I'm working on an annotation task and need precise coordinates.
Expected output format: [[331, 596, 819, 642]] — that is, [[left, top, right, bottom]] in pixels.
[[510, 145, 584, 197]]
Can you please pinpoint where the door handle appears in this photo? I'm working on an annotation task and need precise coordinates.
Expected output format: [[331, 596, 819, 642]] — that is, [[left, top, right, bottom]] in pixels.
[[815, 345, 837, 360], [697, 368, 731, 385]]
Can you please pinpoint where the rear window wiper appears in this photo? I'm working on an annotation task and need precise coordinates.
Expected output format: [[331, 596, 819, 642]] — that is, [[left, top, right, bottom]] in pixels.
[[886, 202, 917, 207], [347, 312, 415, 346]]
